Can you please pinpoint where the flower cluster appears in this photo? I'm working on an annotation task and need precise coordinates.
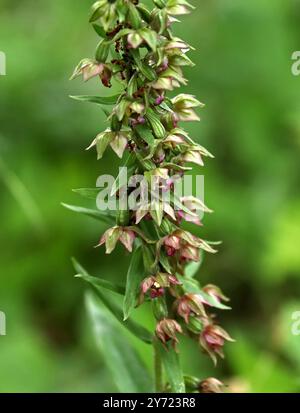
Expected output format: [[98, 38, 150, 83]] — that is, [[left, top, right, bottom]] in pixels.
[[71, 0, 233, 393]]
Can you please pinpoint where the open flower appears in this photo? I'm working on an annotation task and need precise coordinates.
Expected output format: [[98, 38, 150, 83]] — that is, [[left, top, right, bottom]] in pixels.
[[135, 201, 176, 226], [87, 128, 131, 159], [202, 284, 230, 304], [172, 94, 204, 122], [175, 294, 207, 323], [98, 226, 136, 254], [140, 273, 181, 303], [177, 196, 212, 226], [199, 378, 225, 393], [71, 59, 112, 86], [200, 322, 234, 365], [164, 229, 217, 261], [155, 318, 183, 350], [166, 0, 195, 16]]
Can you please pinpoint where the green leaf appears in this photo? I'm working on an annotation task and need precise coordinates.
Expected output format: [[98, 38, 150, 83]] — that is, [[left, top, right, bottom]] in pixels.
[[123, 246, 145, 321], [184, 252, 204, 277], [134, 124, 155, 146], [90, 282, 153, 344], [69, 95, 119, 105], [72, 188, 100, 200], [72, 258, 125, 295], [61, 203, 115, 225], [86, 291, 153, 392], [92, 23, 106, 38], [157, 341, 185, 393]]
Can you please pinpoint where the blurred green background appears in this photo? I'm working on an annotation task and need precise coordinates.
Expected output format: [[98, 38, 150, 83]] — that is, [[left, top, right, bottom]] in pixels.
[[1, 0, 300, 392]]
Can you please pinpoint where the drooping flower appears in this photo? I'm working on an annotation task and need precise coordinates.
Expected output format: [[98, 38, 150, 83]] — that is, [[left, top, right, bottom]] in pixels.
[[199, 378, 225, 393], [71, 59, 112, 86], [177, 196, 212, 226], [165, 0, 195, 16], [163, 229, 217, 261], [135, 201, 176, 226], [199, 322, 234, 365], [87, 128, 131, 159], [175, 294, 207, 324], [140, 273, 181, 303], [172, 94, 204, 122], [202, 284, 230, 304], [98, 226, 136, 254], [155, 318, 183, 350]]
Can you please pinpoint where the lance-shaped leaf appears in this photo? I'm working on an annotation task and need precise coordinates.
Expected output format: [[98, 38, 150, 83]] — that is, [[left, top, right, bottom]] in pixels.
[[123, 246, 145, 320], [86, 291, 153, 392], [69, 94, 119, 105], [72, 258, 125, 296], [88, 280, 153, 344], [184, 251, 204, 278], [61, 203, 115, 225], [72, 188, 101, 200], [157, 340, 185, 393]]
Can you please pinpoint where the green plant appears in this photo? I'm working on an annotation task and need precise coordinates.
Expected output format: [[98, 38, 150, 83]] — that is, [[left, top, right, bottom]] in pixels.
[[66, 0, 233, 393]]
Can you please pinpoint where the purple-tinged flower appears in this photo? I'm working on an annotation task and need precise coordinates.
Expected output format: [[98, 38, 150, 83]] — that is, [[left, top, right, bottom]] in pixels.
[[175, 294, 207, 324], [164, 229, 217, 261], [155, 95, 165, 105], [98, 226, 136, 254], [155, 318, 183, 350], [199, 378, 225, 393], [70, 58, 112, 86], [202, 284, 230, 304], [199, 322, 234, 365], [140, 273, 181, 303]]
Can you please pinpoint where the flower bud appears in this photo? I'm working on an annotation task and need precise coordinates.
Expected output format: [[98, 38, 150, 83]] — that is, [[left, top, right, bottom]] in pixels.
[[155, 318, 183, 350], [199, 378, 225, 393]]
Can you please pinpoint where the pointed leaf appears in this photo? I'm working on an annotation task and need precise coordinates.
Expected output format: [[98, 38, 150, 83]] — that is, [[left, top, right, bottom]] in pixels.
[[62, 203, 115, 225], [90, 282, 153, 344], [72, 258, 125, 295], [70, 95, 119, 105], [72, 188, 100, 200], [184, 251, 204, 277], [157, 341, 185, 393], [123, 246, 145, 320], [86, 291, 153, 392]]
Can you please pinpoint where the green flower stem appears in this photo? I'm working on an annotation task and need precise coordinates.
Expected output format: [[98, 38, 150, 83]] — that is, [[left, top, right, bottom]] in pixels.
[[154, 338, 164, 393]]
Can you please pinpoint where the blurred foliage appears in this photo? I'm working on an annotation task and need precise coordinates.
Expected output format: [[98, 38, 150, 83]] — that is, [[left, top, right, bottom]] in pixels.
[[0, 0, 300, 392]]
